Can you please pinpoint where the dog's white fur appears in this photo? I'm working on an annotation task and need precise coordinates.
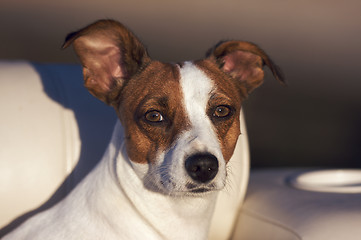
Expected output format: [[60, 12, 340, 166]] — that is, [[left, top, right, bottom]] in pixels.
[[3, 63, 228, 240]]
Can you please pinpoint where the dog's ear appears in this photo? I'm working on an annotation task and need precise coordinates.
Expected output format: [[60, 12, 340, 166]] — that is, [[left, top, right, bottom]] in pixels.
[[62, 19, 150, 105], [207, 41, 285, 95]]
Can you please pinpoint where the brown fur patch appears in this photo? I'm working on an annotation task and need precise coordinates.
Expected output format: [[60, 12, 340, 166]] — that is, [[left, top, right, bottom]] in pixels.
[[115, 61, 190, 164]]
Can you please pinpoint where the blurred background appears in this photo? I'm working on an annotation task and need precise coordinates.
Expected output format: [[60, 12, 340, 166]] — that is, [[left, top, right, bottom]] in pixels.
[[1, 0, 360, 169]]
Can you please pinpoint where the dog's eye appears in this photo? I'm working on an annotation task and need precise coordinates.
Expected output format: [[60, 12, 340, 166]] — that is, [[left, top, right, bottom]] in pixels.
[[145, 110, 164, 122], [213, 105, 231, 118]]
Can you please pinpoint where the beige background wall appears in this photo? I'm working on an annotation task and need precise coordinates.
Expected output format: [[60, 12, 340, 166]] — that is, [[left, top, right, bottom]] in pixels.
[[1, 0, 360, 168]]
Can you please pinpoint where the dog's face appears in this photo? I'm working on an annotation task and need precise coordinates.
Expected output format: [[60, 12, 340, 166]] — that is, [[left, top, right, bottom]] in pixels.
[[63, 20, 284, 196], [117, 60, 242, 194]]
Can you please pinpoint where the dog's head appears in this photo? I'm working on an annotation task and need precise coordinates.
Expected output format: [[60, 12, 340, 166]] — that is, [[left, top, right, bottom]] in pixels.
[[63, 20, 284, 196]]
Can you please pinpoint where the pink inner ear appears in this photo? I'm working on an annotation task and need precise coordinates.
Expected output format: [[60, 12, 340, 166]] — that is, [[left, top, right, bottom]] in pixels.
[[222, 55, 237, 72], [221, 51, 263, 82], [112, 65, 123, 78], [102, 46, 124, 79], [79, 44, 125, 102]]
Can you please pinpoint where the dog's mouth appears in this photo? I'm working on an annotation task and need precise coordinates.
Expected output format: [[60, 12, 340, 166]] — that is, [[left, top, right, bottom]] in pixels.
[[172, 187, 219, 197], [185, 182, 218, 194], [190, 187, 212, 193], [146, 178, 221, 196]]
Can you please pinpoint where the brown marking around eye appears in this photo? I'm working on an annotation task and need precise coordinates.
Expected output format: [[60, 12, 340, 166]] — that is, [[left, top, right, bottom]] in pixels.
[[115, 61, 190, 164]]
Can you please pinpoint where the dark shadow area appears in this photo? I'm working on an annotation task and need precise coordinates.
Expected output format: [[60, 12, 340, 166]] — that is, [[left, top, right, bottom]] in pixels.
[[0, 63, 116, 236], [244, 73, 361, 169]]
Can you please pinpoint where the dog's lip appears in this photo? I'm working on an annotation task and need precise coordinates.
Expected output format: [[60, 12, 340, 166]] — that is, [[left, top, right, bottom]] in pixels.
[[184, 183, 221, 195], [190, 187, 212, 193], [186, 182, 217, 191], [170, 188, 217, 197], [150, 183, 222, 197]]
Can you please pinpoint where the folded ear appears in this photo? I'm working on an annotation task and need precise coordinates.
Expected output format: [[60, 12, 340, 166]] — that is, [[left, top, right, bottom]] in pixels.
[[207, 41, 285, 94], [62, 19, 150, 105]]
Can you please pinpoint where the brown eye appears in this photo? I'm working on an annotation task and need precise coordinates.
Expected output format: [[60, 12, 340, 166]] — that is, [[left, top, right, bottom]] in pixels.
[[213, 106, 231, 118], [145, 110, 164, 122]]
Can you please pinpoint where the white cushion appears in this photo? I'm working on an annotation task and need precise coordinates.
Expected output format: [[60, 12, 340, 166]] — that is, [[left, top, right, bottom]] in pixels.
[[232, 169, 361, 240], [0, 61, 116, 231]]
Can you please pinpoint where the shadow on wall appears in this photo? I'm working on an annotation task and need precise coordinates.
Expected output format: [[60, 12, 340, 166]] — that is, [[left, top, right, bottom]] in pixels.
[[243, 71, 361, 169], [0, 63, 116, 236]]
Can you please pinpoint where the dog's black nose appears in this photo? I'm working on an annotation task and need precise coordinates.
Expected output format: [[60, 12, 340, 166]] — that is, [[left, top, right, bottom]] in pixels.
[[185, 153, 219, 183]]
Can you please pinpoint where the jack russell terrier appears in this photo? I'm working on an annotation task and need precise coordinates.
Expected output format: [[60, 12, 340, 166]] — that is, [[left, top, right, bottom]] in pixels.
[[3, 19, 284, 240]]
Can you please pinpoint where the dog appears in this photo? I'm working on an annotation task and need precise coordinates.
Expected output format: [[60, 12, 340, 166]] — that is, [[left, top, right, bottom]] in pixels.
[[2, 19, 284, 240]]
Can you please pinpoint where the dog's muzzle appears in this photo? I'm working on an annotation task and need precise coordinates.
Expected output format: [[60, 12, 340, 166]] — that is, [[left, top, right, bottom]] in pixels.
[[185, 153, 219, 183]]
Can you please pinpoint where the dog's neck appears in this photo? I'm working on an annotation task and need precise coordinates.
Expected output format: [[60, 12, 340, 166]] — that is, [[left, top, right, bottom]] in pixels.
[[89, 121, 218, 240]]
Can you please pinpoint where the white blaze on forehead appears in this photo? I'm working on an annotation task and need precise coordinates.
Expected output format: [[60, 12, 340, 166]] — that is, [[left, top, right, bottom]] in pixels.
[[178, 62, 221, 154]]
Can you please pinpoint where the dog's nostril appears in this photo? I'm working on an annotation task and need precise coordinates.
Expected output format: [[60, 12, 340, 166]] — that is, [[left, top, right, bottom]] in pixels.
[[185, 153, 219, 183]]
